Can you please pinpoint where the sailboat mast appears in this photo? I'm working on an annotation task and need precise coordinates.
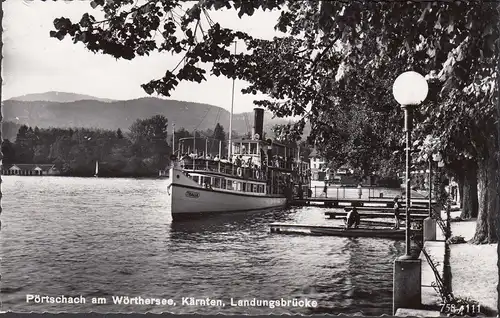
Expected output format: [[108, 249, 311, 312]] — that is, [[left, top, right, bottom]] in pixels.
[[227, 40, 237, 159]]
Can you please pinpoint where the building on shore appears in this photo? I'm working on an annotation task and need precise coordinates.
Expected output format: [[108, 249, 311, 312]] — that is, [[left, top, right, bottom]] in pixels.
[[1, 164, 61, 176], [158, 169, 169, 178], [309, 149, 333, 181]]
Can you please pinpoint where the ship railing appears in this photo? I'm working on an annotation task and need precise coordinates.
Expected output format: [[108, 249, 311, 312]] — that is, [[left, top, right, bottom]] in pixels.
[[179, 158, 267, 181]]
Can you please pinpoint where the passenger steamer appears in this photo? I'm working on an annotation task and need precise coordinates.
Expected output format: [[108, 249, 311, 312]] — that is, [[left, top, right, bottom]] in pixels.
[[166, 108, 310, 221]]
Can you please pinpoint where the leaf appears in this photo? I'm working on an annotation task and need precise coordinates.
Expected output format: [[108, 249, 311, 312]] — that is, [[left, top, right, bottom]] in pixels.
[[213, 0, 229, 11]]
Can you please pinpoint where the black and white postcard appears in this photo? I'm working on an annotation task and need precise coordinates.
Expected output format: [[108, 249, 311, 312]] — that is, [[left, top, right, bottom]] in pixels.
[[1, 1, 498, 316]]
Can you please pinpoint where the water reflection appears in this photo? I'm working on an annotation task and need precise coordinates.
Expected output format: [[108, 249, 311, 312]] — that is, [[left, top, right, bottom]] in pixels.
[[169, 207, 288, 237]]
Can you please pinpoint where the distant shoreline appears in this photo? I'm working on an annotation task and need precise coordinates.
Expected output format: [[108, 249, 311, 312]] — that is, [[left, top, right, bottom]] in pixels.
[[1, 174, 164, 180]]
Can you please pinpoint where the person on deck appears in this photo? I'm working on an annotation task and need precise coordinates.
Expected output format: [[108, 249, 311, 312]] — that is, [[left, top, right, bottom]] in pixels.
[[321, 182, 328, 198], [345, 206, 360, 229], [204, 178, 212, 190], [393, 197, 401, 229], [234, 156, 241, 167], [306, 188, 312, 204]]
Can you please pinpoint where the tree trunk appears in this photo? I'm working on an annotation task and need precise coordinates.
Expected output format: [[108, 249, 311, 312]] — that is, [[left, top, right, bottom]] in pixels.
[[497, 63, 500, 315], [471, 137, 499, 244], [460, 160, 478, 219], [457, 170, 464, 208]]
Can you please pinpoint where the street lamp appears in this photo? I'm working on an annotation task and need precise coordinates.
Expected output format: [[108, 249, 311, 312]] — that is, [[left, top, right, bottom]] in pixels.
[[392, 71, 429, 258]]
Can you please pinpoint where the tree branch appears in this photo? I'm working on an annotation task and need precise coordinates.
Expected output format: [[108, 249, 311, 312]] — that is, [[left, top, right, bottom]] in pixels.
[[93, 0, 160, 25]]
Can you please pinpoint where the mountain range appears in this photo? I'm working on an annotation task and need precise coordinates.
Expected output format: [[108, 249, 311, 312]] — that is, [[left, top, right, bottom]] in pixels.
[[2, 92, 308, 141]]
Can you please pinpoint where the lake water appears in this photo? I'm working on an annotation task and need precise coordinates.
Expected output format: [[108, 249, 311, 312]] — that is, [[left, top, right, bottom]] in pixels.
[[1, 176, 406, 315]]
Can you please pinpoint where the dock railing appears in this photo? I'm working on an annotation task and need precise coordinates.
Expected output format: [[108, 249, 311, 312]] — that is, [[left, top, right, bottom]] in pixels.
[[307, 185, 404, 201]]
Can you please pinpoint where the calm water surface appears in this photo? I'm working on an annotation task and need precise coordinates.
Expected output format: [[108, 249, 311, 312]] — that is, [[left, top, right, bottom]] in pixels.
[[1, 176, 405, 315]]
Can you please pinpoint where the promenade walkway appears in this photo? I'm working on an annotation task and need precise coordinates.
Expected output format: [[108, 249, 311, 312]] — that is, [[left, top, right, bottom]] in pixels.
[[448, 216, 497, 315], [397, 208, 498, 317]]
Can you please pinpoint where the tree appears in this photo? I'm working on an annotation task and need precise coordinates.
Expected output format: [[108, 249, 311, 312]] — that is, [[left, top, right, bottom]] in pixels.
[[1, 139, 16, 165], [129, 115, 170, 169], [51, 1, 498, 243], [213, 123, 226, 155], [129, 115, 169, 143], [116, 128, 124, 139], [173, 127, 192, 154], [14, 125, 35, 163]]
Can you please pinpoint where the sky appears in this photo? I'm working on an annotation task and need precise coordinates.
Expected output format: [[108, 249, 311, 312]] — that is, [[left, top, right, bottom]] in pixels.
[[2, 0, 283, 113]]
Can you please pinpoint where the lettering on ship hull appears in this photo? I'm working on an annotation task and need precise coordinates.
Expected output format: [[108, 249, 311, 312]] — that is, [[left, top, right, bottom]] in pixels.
[[185, 190, 200, 198]]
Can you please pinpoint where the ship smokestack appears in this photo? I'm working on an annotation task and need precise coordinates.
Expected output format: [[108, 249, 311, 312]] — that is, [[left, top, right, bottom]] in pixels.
[[253, 108, 264, 140]]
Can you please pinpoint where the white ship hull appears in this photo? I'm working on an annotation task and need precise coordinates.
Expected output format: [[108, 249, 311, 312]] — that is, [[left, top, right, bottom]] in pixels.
[[167, 167, 287, 221]]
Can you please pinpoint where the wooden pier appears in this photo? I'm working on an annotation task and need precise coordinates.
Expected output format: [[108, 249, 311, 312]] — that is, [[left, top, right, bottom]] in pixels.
[[341, 206, 428, 212], [269, 223, 421, 239], [291, 197, 435, 208], [325, 211, 428, 220]]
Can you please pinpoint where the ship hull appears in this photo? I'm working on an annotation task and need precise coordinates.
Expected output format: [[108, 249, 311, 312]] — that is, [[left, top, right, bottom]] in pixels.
[[167, 168, 287, 221]]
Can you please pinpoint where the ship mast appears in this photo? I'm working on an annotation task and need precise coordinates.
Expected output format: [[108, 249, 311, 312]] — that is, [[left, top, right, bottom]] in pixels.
[[227, 41, 237, 159], [172, 123, 175, 156]]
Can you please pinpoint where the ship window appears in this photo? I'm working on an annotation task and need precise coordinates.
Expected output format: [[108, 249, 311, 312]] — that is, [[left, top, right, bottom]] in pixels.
[[192, 176, 199, 183], [202, 176, 211, 186], [227, 180, 233, 190], [242, 183, 247, 192], [233, 143, 241, 155], [250, 143, 257, 154], [214, 178, 220, 188], [252, 184, 257, 192], [221, 179, 226, 189]]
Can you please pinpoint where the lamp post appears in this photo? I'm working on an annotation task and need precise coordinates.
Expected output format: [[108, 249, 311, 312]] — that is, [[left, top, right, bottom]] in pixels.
[[392, 71, 428, 314], [392, 71, 429, 257], [428, 156, 433, 218]]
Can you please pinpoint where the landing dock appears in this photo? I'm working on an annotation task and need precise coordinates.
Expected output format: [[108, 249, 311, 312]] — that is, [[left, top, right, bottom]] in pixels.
[[324, 210, 428, 220], [269, 223, 421, 239], [291, 197, 435, 208]]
